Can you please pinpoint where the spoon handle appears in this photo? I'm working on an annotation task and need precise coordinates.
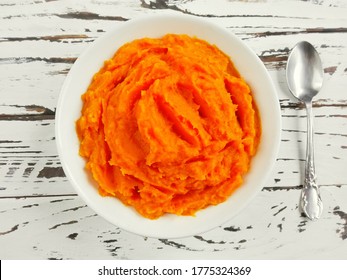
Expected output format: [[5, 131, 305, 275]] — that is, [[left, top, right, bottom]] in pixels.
[[301, 101, 323, 220]]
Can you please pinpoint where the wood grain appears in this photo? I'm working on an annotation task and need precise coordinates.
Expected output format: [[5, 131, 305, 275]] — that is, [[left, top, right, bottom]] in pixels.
[[0, 0, 347, 259], [0, 187, 346, 259]]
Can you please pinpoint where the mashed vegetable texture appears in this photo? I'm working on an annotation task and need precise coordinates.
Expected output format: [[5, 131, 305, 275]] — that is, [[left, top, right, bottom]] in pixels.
[[76, 34, 261, 219]]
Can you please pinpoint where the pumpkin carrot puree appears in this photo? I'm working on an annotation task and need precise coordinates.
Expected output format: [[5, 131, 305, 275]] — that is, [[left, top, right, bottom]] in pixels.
[[76, 34, 261, 219]]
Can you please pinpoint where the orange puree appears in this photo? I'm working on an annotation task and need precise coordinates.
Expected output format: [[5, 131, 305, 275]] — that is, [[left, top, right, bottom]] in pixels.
[[76, 34, 261, 219]]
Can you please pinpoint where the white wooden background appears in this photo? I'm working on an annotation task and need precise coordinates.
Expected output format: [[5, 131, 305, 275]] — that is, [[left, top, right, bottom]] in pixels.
[[0, 0, 346, 260]]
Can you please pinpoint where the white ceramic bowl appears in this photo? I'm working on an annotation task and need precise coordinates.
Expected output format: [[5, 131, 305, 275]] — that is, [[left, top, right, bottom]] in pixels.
[[56, 14, 281, 238]]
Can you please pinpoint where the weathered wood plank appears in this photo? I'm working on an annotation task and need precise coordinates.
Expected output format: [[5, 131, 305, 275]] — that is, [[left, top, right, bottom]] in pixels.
[[0, 43, 346, 115], [1, 0, 347, 260], [0, 104, 347, 195], [0, 0, 346, 116], [0, 186, 346, 259], [0, 119, 72, 196], [142, 0, 347, 15], [0, 47, 346, 115]]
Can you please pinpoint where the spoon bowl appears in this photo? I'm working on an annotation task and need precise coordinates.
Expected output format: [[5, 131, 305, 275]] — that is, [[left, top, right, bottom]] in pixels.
[[286, 41, 324, 102], [286, 41, 324, 220]]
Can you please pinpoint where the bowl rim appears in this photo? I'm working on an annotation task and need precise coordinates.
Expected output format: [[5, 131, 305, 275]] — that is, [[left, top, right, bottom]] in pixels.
[[55, 13, 281, 239]]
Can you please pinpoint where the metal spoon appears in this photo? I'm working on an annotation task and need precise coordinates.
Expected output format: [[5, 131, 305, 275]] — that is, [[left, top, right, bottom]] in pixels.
[[286, 41, 324, 220]]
